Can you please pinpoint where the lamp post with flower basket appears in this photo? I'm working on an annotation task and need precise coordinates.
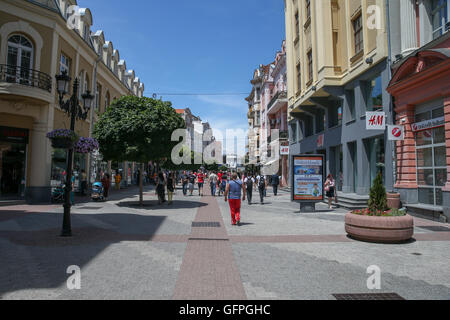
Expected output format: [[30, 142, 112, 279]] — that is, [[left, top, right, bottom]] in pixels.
[[54, 70, 94, 237]]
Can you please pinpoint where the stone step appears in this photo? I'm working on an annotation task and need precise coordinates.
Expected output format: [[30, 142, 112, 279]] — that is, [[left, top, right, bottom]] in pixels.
[[0, 200, 26, 207], [324, 192, 369, 210]]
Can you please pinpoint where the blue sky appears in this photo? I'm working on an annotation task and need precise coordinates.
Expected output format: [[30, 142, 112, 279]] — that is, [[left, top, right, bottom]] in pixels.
[[79, 0, 285, 153]]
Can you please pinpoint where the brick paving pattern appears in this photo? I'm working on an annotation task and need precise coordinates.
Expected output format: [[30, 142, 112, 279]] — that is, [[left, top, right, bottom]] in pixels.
[[173, 195, 247, 300], [0, 186, 449, 299]]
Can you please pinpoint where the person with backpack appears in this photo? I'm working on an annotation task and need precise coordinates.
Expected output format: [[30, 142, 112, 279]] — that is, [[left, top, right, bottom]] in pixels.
[[188, 172, 196, 196], [271, 173, 280, 196], [209, 171, 218, 197], [257, 174, 267, 204], [221, 171, 228, 196], [224, 173, 246, 226], [244, 173, 254, 205]]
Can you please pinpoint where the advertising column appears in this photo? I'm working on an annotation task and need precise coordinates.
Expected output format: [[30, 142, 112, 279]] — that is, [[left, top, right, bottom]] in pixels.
[[291, 155, 325, 212]]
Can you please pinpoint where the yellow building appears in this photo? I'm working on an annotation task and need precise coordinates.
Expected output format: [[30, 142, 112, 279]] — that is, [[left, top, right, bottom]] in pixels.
[[285, 0, 394, 204], [0, 0, 144, 203]]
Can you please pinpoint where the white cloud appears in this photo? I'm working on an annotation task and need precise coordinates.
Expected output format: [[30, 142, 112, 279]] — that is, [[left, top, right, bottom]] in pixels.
[[196, 95, 247, 109]]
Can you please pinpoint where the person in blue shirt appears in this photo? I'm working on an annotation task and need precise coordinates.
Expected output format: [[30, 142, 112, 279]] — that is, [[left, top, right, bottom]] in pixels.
[[224, 173, 246, 226]]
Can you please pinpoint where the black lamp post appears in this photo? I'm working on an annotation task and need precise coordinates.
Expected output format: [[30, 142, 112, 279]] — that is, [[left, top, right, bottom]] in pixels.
[[55, 71, 94, 237]]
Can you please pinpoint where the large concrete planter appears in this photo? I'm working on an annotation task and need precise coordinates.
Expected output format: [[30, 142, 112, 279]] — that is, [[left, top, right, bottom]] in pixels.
[[345, 212, 414, 243]]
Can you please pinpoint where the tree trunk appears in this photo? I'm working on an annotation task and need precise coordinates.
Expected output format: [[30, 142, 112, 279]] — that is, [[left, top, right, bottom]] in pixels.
[[139, 163, 144, 206]]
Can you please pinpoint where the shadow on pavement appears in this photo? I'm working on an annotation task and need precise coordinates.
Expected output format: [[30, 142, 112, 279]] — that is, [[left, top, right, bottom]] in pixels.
[[116, 200, 207, 210], [0, 209, 167, 297]]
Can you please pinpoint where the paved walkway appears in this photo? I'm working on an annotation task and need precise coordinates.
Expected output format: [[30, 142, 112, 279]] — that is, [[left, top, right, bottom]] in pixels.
[[0, 186, 449, 300]]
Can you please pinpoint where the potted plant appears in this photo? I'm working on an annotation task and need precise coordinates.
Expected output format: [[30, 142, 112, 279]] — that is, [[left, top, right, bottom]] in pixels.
[[345, 173, 414, 243], [74, 137, 99, 154], [46, 129, 79, 149]]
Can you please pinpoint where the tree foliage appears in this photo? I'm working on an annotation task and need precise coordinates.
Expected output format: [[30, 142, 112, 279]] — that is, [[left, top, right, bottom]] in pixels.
[[161, 145, 220, 172], [93, 96, 185, 164], [368, 173, 388, 212]]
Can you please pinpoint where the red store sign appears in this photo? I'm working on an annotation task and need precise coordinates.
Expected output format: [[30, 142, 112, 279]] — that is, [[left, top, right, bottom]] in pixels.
[[0, 126, 29, 144], [411, 117, 445, 133]]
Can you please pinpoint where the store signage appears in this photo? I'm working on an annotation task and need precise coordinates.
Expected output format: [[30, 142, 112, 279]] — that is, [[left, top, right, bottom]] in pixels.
[[317, 134, 324, 148], [411, 117, 445, 133], [366, 112, 386, 130], [280, 146, 290, 155], [0, 126, 29, 144], [291, 155, 324, 202], [388, 125, 405, 141]]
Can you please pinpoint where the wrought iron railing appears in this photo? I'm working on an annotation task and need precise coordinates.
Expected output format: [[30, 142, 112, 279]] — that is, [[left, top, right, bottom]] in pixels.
[[267, 91, 287, 111], [0, 64, 52, 93]]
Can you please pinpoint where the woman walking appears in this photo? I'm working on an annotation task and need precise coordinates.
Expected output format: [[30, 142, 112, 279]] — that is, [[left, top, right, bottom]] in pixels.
[[156, 172, 166, 205], [325, 174, 336, 210], [224, 173, 246, 226], [166, 171, 175, 205], [101, 173, 111, 200]]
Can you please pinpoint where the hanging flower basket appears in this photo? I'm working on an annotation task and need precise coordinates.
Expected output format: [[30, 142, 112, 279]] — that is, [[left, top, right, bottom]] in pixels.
[[74, 137, 99, 154], [46, 129, 79, 149]]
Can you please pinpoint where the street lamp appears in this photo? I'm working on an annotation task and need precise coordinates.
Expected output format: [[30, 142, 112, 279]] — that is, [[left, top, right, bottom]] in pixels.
[[55, 71, 94, 237]]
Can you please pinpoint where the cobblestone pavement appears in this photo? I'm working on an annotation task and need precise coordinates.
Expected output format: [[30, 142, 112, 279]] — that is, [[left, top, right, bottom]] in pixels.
[[0, 185, 449, 300]]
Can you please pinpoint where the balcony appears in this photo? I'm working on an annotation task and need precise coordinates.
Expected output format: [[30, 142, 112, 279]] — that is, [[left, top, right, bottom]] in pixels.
[[267, 91, 287, 115], [0, 64, 52, 93]]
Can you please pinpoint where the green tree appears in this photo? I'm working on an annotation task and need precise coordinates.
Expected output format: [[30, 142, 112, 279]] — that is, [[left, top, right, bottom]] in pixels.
[[368, 173, 388, 213], [93, 96, 185, 205]]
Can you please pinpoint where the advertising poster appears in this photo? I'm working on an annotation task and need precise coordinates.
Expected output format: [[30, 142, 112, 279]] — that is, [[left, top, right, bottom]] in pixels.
[[292, 155, 324, 202]]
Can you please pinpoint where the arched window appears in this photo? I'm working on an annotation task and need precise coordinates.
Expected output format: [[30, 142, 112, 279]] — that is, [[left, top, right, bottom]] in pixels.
[[7, 34, 34, 84]]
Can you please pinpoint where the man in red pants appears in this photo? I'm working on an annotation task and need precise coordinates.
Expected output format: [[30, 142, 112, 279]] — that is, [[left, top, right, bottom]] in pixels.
[[224, 173, 246, 226]]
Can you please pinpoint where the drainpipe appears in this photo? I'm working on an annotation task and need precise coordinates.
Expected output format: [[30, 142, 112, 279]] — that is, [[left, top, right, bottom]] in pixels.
[[88, 55, 102, 186], [386, 0, 397, 192]]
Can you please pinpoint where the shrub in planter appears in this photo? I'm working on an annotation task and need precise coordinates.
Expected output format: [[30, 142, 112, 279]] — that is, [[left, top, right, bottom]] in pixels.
[[74, 137, 99, 154], [46, 129, 79, 149], [346, 173, 413, 243]]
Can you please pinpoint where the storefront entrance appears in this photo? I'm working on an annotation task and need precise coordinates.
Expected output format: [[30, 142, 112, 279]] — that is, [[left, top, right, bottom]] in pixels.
[[0, 126, 29, 199]]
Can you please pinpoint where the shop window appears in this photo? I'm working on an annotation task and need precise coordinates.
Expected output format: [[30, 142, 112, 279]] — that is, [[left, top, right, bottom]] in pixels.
[[368, 136, 385, 187], [415, 107, 447, 206], [315, 109, 325, 134], [366, 75, 383, 111]]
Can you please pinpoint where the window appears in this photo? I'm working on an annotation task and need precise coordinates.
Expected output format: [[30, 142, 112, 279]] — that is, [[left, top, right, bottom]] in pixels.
[[306, 0, 311, 20], [415, 107, 446, 206], [296, 63, 301, 92], [290, 122, 297, 144], [307, 50, 313, 83], [60, 53, 70, 75], [256, 88, 261, 101], [366, 75, 383, 111], [315, 108, 325, 134], [7, 35, 33, 84], [105, 91, 110, 111], [84, 24, 89, 41], [431, 0, 449, 39], [353, 14, 364, 54], [295, 10, 300, 38], [346, 89, 356, 121], [95, 83, 101, 111]]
